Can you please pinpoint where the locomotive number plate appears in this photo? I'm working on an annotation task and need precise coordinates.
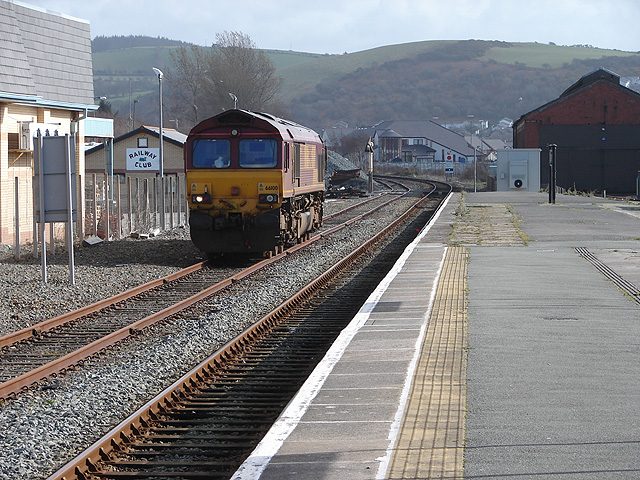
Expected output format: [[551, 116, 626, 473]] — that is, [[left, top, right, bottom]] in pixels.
[[258, 183, 279, 193]]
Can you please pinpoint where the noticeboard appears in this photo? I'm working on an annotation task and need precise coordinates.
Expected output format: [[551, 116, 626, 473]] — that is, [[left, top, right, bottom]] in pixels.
[[33, 135, 77, 223]]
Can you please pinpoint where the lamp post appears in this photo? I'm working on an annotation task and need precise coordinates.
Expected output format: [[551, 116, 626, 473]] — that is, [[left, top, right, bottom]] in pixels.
[[152, 68, 164, 177], [153, 67, 165, 228], [132, 99, 139, 129], [468, 114, 478, 193]]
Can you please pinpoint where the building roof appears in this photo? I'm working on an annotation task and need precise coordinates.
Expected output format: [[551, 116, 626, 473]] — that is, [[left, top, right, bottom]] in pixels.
[[560, 68, 619, 98], [514, 68, 640, 127], [0, 0, 94, 108], [374, 120, 474, 156], [379, 129, 402, 138], [403, 144, 436, 155], [86, 126, 187, 155]]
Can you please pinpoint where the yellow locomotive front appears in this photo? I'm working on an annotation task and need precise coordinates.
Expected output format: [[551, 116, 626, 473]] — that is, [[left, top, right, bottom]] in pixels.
[[185, 110, 325, 257]]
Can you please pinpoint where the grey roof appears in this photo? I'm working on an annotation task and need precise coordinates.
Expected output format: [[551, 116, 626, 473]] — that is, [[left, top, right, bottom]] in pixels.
[[0, 0, 94, 106], [375, 120, 474, 156], [379, 129, 402, 138], [85, 126, 187, 155], [144, 126, 188, 144], [403, 144, 436, 155]]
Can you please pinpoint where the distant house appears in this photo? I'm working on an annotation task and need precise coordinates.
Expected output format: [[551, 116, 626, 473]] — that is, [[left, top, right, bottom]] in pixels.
[[513, 68, 640, 194], [371, 120, 475, 165], [465, 135, 508, 163], [0, 0, 96, 246], [86, 125, 187, 180]]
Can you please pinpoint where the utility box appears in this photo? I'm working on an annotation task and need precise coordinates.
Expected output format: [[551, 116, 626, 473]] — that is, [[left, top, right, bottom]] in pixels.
[[496, 149, 540, 192]]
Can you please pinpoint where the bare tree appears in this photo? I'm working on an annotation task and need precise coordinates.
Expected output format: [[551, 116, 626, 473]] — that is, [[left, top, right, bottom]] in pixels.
[[206, 31, 282, 111], [167, 31, 282, 127], [167, 45, 208, 124]]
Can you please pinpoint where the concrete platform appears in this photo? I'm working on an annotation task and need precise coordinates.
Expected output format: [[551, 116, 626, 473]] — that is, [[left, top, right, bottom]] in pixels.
[[232, 191, 640, 480]]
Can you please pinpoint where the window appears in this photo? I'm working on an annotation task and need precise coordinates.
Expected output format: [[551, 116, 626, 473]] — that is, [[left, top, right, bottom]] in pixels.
[[137, 137, 148, 148], [192, 139, 231, 168], [239, 139, 277, 168]]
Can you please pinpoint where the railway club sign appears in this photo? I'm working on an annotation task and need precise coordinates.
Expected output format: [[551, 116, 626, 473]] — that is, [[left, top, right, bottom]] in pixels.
[[126, 148, 160, 172]]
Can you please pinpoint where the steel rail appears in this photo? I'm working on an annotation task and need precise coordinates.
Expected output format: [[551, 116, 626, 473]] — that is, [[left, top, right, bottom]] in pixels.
[[47, 181, 449, 480], [0, 187, 421, 400], [0, 261, 208, 349], [324, 192, 390, 220]]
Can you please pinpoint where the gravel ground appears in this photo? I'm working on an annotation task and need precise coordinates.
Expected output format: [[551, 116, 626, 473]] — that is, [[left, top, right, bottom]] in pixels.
[[0, 194, 424, 480]]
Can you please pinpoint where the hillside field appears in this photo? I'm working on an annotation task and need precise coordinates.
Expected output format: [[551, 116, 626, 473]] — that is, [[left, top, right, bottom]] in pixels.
[[92, 38, 640, 133]]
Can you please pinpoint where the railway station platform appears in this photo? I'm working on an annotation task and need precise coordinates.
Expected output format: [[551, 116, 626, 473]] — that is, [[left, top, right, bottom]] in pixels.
[[233, 191, 640, 480]]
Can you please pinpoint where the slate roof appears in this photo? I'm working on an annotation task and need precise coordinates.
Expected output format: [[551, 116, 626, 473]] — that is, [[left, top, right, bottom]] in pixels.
[[514, 68, 640, 127], [86, 126, 188, 155], [403, 144, 436, 155], [0, 0, 94, 107], [375, 120, 474, 156]]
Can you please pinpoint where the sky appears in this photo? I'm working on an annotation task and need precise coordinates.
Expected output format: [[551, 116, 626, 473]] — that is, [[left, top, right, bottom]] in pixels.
[[21, 0, 640, 54]]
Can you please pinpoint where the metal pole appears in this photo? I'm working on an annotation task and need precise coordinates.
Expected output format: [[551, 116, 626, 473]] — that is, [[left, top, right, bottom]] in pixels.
[[177, 174, 182, 226], [77, 174, 84, 241], [104, 174, 110, 241], [36, 133, 47, 282], [116, 178, 122, 239], [153, 67, 165, 229], [136, 177, 141, 233], [169, 176, 175, 229], [548, 144, 557, 204], [32, 169, 38, 258], [127, 176, 133, 234], [366, 138, 374, 194], [64, 134, 75, 284], [14, 177, 20, 259], [473, 146, 477, 193]]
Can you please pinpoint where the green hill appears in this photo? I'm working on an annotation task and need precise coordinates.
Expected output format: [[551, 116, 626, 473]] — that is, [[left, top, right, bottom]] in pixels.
[[92, 37, 640, 134]]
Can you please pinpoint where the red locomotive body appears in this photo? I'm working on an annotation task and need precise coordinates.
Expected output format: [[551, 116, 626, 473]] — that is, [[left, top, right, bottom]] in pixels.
[[185, 109, 326, 256]]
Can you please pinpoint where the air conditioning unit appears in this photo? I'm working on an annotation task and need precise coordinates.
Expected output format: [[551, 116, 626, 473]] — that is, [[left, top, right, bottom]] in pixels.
[[19, 122, 60, 150], [509, 159, 528, 189]]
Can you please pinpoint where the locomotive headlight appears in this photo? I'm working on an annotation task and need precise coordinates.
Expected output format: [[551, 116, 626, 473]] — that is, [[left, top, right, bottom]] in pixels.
[[192, 192, 212, 204], [258, 193, 279, 204]]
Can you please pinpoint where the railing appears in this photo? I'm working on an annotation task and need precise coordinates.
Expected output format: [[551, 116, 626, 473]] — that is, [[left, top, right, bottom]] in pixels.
[[6, 173, 188, 261], [84, 173, 188, 241]]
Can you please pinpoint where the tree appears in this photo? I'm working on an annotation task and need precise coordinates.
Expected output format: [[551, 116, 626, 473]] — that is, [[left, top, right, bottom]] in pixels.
[[167, 31, 282, 128], [96, 98, 113, 116], [206, 31, 282, 112], [167, 45, 208, 124]]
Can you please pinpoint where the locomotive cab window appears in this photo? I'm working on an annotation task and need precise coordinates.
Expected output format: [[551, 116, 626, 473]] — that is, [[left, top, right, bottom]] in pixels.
[[192, 139, 230, 168], [239, 139, 277, 168]]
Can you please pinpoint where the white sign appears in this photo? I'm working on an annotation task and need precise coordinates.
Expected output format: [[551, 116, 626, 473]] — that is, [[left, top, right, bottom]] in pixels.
[[126, 148, 159, 171]]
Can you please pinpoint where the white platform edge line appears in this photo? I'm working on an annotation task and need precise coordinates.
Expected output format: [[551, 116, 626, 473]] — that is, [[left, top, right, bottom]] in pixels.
[[231, 192, 453, 480]]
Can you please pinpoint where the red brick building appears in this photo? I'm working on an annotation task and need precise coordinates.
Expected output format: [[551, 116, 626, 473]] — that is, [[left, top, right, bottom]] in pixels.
[[513, 68, 640, 194]]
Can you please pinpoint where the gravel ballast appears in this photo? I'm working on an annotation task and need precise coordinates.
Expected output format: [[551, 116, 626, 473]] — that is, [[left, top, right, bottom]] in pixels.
[[0, 194, 428, 480]]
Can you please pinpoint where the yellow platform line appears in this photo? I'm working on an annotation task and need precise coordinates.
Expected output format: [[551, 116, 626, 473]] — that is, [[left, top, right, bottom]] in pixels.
[[387, 246, 468, 480]]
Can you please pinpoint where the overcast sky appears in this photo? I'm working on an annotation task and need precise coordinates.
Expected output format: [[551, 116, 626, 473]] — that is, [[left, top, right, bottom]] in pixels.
[[22, 0, 640, 54]]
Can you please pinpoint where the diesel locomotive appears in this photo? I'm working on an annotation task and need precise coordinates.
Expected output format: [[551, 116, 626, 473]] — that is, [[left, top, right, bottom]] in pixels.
[[185, 109, 326, 256]]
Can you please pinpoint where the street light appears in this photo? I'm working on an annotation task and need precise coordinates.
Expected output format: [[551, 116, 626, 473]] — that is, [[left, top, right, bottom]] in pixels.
[[468, 115, 478, 193], [132, 99, 139, 129], [152, 67, 164, 178], [153, 67, 165, 229]]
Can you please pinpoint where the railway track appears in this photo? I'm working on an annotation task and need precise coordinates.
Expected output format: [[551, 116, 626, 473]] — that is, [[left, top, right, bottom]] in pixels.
[[48, 179, 451, 480], [0, 181, 426, 400]]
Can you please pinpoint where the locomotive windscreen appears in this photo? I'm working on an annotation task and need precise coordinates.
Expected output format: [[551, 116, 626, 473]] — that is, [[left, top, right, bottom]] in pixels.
[[239, 139, 277, 168], [192, 139, 231, 169]]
